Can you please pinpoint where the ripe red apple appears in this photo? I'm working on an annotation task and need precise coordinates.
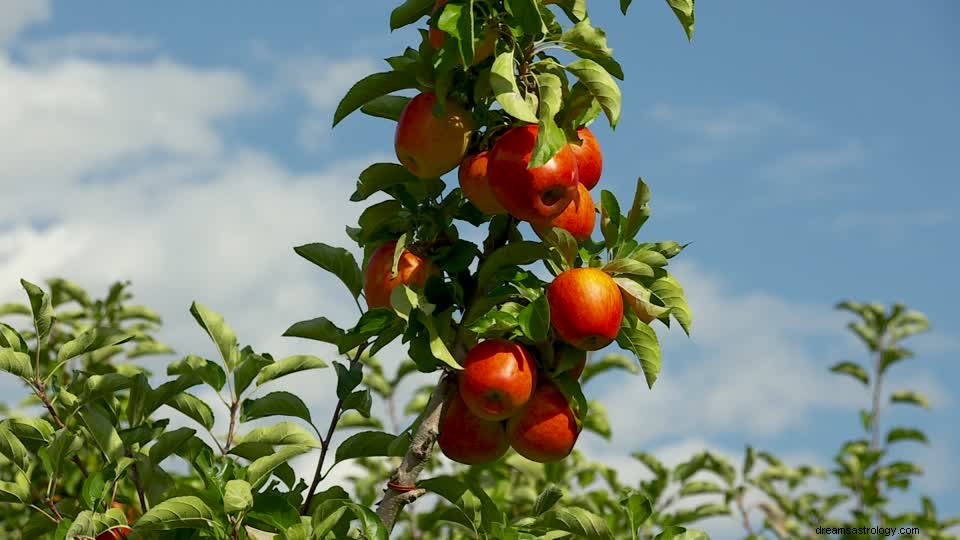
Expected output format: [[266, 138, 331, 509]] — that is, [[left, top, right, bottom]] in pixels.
[[547, 267, 624, 351], [363, 241, 436, 310], [96, 526, 132, 540], [438, 388, 509, 464], [487, 125, 580, 222], [429, 0, 497, 66], [531, 182, 596, 242], [506, 381, 580, 463], [459, 339, 537, 421], [395, 92, 475, 179], [553, 342, 587, 379], [567, 127, 603, 190], [459, 151, 506, 214]]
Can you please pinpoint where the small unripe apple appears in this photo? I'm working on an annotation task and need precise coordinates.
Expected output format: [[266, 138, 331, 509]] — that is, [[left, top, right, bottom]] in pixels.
[[507, 381, 580, 463], [363, 241, 436, 310], [531, 182, 596, 242], [438, 388, 509, 464], [548, 267, 624, 351], [567, 127, 603, 190], [487, 125, 580, 222], [459, 151, 506, 215], [459, 339, 537, 421], [395, 92, 475, 179]]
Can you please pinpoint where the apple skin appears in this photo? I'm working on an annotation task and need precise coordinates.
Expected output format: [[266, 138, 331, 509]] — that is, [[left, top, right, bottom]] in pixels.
[[459, 339, 537, 421], [531, 182, 595, 242], [506, 381, 580, 463], [429, 0, 497, 65], [363, 241, 436, 310], [395, 92, 475, 179], [553, 342, 587, 379], [567, 127, 603, 190], [459, 151, 507, 215], [547, 267, 624, 351], [438, 388, 510, 464], [95, 526, 133, 540], [487, 125, 580, 223]]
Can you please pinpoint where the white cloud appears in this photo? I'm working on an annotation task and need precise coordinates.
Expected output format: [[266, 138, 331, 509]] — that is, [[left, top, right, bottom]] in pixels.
[[20, 32, 158, 63], [649, 103, 791, 141], [0, 0, 49, 46]]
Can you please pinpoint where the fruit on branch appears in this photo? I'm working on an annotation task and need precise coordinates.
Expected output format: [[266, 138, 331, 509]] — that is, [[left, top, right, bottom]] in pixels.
[[531, 182, 596, 242], [488, 124, 580, 222], [95, 526, 133, 540], [548, 268, 624, 351], [459, 339, 537, 421], [428, 0, 497, 66], [438, 388, 509, 464], [363, 240, 437, 310], [553, 342, 587, 379], [506, 381, 580, 463], [395, 92, 475, 179], [567, 127, 603, 190], [459, 151, 506, 214]]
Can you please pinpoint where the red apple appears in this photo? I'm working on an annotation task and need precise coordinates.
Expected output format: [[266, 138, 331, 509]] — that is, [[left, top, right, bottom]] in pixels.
[[507, 381, 580, 463], [363, 241, 436, 310], [459, 339, 537, 421], [459, 151, 506, 214], [395, 92, 475, 179], [531, 182, 596, 242], [487, 125, 580, 222], [438, 388, 509, 464], [568, 127, 603, 190], [547, 267, 624, 351]]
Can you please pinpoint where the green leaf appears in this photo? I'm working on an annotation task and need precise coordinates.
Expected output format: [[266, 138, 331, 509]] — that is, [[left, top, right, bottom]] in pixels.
[[584, 400, 611, 439], [0, 471, 30, 503], [559, 19, 624, 80], [551, 373, 588, 425], [518, 295, 551, 343], [167, 355, 226, 391], [559, 81, 603, 129], [21, 279, 53, 342], [490, 51, 539, 123], [649, 273, 692, 335], [890, 390, 930, 408], [168, 392, 215, 430], [81, 373, 132, 403], [0, 348, 33, 379], [78, 404, 125, 462], [342, 389, 373, 418], [39, 428, 81, 480], [551, 0, 587, 22], [540, 507, 614, 540], [0, 425, 30, 472], [224, 479, 253, 514], [57, 328, 135, 363], [3, 417, 54, 451], [533, 485, 564, 516], [189, 302, 240, 372], [679, 481, 725, 496], [743, 445, 756, 477], [134, 496, 220, 532], [616, 315, 661, 389], [438, 0, 476, 66], [283, 316, 345, 346], [335, 431, 403, 463], [335, 361, 365, 400], [333, 70, 419, 127], [419, 311, 464, 370], [420, 475, 469, 506], [340, 309, 400, 354], [477, 241, 550, 290], [235, 422, 321, 448], [622, 491, 652, 540], [247, 445, 314, 489], [506, 0, 546, 34], [829, 361, 869, 386], [234, 349, 273, 396], [541, 227, 580, 270], [242, 391, 313, 424], [351, 163, 418, 202], [566, 59, 622, 128], [294, 243, 363, 299], [665, 0, 695, 41], [581, 352, 640, 383], [257, 355, 327, 386], [623, 178, 651, 240], [390, 0, 434, 30], [0, 322, 28, 353], [615, 277, 671, 325], [149, 428, 197, 465], [604, 259, 654, 277], [361, 95, 412, 121], [337, 410, 384, 430], [886, 427, 928, 445], [599, 190, 621, 249], [313, 500, 389, 540]]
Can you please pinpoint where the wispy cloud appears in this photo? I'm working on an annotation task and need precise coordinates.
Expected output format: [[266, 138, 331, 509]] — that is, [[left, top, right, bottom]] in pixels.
[[20, 32, 157, 63], [762, 139, 866, 181], [649, 102, 792, 141], [0, 0, 49, 46]]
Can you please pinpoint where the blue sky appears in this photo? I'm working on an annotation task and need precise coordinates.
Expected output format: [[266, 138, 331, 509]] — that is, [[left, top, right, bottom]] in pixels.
[[1, 1, 958, 537]]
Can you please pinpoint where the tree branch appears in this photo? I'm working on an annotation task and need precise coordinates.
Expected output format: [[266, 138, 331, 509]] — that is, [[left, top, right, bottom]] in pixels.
[[33, 382, 88, 478]]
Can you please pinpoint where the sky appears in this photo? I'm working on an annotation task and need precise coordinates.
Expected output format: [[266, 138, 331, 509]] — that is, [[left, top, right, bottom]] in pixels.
[[1, 1, 958, 538]]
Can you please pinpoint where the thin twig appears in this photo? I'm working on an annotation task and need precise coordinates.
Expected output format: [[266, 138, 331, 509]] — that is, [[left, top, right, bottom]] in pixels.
[[33, 382, 88, 478], [735, 493, 756, 537]]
